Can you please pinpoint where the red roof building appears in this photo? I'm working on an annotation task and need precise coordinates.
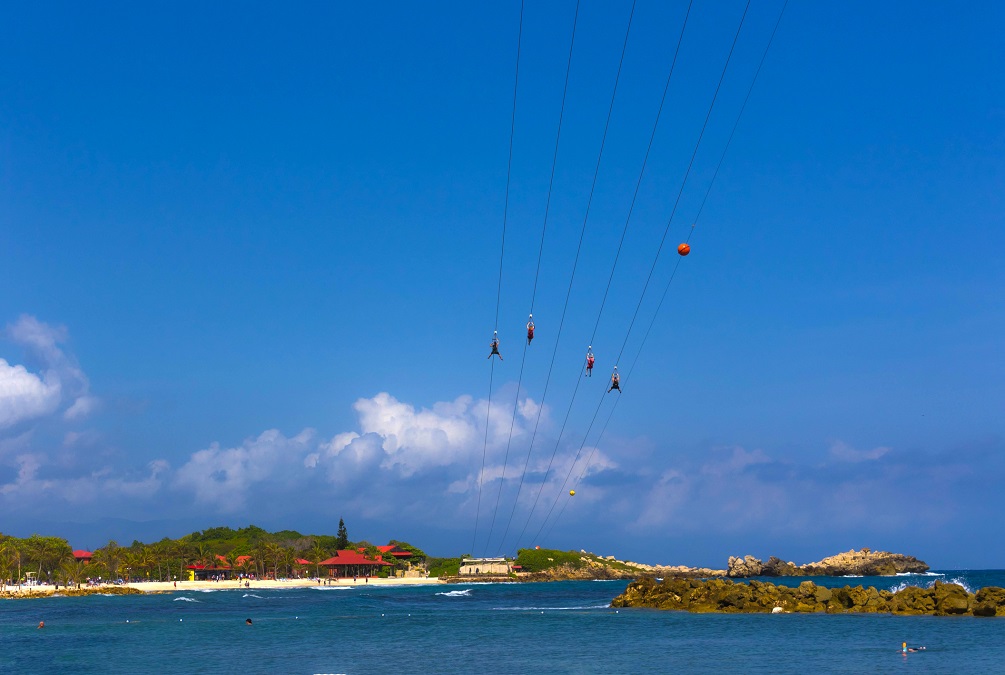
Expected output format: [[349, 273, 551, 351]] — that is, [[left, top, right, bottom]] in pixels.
[[376, 545, 413, 560], [72, 550, 93, 563], [185, 554, 255, 580], [319, 549, 392, 578]]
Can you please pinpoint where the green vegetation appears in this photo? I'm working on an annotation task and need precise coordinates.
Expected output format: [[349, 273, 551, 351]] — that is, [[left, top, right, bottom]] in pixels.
[[427, 557, 462, 577], [0, 521, 430, 586], [514, 548, 586, 572], [336, 518, 349, 550], [513, 548, 638, 574], [0, 533, 73, 587], [389, 540, 427, 566]]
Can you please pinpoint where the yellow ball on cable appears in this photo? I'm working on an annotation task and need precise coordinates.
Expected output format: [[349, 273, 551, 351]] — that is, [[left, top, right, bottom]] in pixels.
[[569, 490, 575, 496]]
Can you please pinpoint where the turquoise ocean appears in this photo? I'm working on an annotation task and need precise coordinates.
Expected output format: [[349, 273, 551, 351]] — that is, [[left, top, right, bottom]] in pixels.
[[3, 571, 1003, 674]]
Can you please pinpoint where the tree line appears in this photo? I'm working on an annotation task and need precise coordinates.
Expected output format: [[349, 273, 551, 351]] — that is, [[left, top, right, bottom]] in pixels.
[[0, 520, 427, 588]]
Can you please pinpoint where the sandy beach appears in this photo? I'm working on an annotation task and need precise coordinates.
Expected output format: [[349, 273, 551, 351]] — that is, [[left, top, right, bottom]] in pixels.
[[2, 575, 445, 599]]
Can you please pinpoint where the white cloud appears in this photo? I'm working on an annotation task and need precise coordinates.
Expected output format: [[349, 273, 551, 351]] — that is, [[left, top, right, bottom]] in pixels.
[[828, 440, 890, 462], [0, 453, 168, 504], [173, 428, 316, 511], [64, 395, 100, 421], [0, 359, 61, 429], [353, 392, 479, 475], [1, 315, 99, 429]]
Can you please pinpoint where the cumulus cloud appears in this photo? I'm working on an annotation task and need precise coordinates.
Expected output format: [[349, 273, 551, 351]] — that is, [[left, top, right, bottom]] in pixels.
[[173, 428, 316, 511], [7, 369, 995, 565], [352, 392, 481, 475], [0, 359, 61, 429], [0, 315, 99, 432], [0, 453, 168, 507]]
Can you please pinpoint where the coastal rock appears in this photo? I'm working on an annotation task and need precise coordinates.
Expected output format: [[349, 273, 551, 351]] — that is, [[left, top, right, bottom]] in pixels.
[[799, 548, 928, 576], [973, 587, 1005, 617], [611, 578, 999, 617], [727, 555, 764, 578], [725, 549, 929, 578], [761, 556, 801, 576]]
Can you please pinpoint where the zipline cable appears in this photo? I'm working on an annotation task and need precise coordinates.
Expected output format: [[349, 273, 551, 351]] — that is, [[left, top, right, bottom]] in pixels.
[[532, 0, 754, 545], [495, 0, 639, 556], [485, 0, 582, 553], [473, 0, 525, 556], [471, 358, 497, 555], [588, 0, 695, 347], [513, 0, 696, 550], [611, 0, 750, 368], [545, 0, 790, 541]]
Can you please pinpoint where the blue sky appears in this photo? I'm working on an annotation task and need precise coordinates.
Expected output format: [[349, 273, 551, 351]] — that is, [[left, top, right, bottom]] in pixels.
[[1, 1, 1002, 568]]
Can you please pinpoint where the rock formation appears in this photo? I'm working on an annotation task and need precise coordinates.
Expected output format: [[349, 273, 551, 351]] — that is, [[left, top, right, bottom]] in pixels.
[[726, 548, 928, 577], [800, 548, 928, 576], [611, 577, 1005, 617]]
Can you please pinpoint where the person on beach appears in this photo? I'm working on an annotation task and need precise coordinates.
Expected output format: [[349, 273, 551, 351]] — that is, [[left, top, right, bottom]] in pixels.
[[488, 331, 503, 360]]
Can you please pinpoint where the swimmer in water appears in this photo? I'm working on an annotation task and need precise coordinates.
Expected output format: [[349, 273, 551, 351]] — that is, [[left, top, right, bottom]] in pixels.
[[246, 618, 253, 625], [37, 621, 44, 629]]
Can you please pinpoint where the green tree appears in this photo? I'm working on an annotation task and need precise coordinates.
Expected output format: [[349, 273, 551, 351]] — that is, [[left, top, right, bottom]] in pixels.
[[93, 541, 124, 582], [277, 547, 295, 578], [308, 542, 328, 579], [59, 559, 87, 589], [224, 550, 241, 579], [336, 519, 349, 550]]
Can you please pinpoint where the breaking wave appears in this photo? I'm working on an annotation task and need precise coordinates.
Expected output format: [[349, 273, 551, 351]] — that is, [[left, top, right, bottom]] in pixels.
[[888, 576, 974, 594], [436, 589, 472, 598]]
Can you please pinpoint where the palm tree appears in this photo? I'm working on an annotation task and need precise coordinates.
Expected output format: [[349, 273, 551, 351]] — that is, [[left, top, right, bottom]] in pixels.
[[278, 547, 295, 579], [0, 537, 15, 590], [93, 541, 123, 583], [263, 542, 282, 579], [309, 542, 328, 579], [224, 550, 241, 580], [59, 559, 87, 589], [194, 543, 215, 568]]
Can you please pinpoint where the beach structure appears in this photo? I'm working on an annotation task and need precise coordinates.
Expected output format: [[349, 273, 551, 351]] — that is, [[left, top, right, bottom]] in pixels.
[[319, 549, 393, 578], [376, 544, 415, 567], [459, 557, 511, 576], [72, 550, 93, 563], [186, 554, 253, 581]]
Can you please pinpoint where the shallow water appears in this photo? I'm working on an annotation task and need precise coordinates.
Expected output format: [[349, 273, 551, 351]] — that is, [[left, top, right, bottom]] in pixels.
[[2, 572, 1002, 674]]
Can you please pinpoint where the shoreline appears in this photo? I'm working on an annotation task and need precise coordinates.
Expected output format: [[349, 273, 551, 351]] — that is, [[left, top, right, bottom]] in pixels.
[[1, 575, 445, 599]]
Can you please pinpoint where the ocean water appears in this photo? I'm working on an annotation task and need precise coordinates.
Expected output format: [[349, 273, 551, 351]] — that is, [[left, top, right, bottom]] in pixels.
[[2, 571, 1003, 674]]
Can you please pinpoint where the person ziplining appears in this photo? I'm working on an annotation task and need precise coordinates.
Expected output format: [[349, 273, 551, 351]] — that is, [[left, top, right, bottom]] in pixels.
[[585, 346, 595, 377], [526, 315, 535, 345], [607, 366, 621, 393], [488, 331, 503, 360]]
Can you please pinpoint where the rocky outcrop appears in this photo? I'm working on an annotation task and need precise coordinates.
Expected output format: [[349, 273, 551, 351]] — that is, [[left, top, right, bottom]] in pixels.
[[726, 555, 763, 577], [800, 548, 928, 576], [611, 577, 1005, 617], [1, 585, 145, 600], [726, 549, 928, 578], [761, 556, 801, 576]]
